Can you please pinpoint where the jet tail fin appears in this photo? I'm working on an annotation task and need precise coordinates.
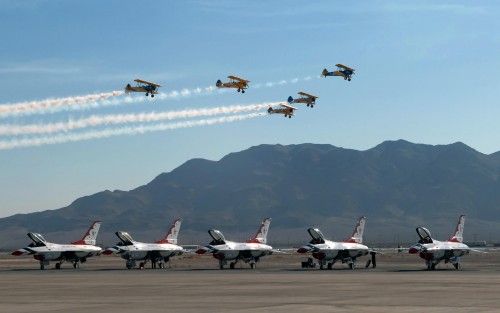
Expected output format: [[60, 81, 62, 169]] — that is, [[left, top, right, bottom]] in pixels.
[[155, 219, 182, 244], [447, 214, 466, 243], [246, 217, 271, 244], [343, 216, 366, 243], [71, 221, 101, 245]]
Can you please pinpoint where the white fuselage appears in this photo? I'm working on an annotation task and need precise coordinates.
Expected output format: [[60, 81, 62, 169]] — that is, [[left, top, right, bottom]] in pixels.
[[22, 243, 102, 261], [111, 242, 184, 261], [409, 240, 470, 261], [307, 240, 369, 261], [207, 240, 273, 262]]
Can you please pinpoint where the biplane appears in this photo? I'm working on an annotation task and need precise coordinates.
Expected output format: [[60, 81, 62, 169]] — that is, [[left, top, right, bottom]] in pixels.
[[125, 79, 162, 97], [267, 103, 298, 118], [216, 75, 250, 93], [287, 92, 319, 108], [322, 64, 355, 81]]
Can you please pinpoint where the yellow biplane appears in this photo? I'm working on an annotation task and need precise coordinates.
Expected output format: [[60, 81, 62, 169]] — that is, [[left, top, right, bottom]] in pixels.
[[267, 103, 298, 118], [322, 64, 355, 81], [125, 79, 162, 97], [287, 92, 319, 108], [216, 75, 250, 93]]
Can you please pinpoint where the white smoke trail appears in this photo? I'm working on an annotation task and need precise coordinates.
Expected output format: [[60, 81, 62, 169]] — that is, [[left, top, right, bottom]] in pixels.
[[0, 74, 315, 118], [0, 113, 263, 150], [0, 91, 123, 117], [0, 102, 279, 136], [0, 74, 316, 117], [0, 85, 219, 118]]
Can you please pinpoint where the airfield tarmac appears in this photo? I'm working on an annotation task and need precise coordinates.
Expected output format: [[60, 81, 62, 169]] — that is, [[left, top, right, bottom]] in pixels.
[[1, 252, 499, 313]]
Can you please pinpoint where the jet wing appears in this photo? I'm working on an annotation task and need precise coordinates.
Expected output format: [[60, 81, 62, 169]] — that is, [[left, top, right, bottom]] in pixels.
[[11, 248, 33, 256], [227, 75, 250, 83], [134, 79, 162, 87]]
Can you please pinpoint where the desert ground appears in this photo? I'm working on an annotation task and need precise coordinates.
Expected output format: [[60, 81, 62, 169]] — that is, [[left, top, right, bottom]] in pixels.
[[1, 251, 499, 313]]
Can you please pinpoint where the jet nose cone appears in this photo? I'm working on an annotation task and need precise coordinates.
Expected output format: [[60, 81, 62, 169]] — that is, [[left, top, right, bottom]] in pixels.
[[408, 246, 420, 254], [102, 249, 114, 255], [195, 248, 207, 254], [11, 250, 23, 256], [297, 247, 309, 254]]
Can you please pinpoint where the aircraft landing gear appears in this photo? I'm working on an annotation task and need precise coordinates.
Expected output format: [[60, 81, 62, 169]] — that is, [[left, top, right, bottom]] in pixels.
[[39, 260, 49, 270], [348, 78, 351, 81], [250, 263, 256, 269], [230, 262, 235, 269], [327, 262, 333, 270], [237, 88, 241, 92], [73, 261, 80, 269], [288, 115, 291, 118], [151, 94, 154, 98], [55, 262, 61, 270], [242, 90, 245, 93], [126, 259, 136, 269], [145, 93, 149, 97], [218, 259, 227, 270]]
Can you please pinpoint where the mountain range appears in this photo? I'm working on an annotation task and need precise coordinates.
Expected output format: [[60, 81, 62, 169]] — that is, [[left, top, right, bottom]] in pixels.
[[2, 139, 500, 250]]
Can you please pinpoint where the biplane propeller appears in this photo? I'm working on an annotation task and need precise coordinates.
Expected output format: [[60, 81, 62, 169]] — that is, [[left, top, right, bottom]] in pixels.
[[216, 75, 250, 93], [125, 79, 162, 97], [267, 103, 298, 118], [322, 64, 355, 81], [287, 92, 319, 108]]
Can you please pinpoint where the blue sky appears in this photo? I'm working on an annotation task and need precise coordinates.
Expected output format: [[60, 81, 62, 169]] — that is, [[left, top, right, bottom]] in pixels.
[[1, 0, 499, 218]]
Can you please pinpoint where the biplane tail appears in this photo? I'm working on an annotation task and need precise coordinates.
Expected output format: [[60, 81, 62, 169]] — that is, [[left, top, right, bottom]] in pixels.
[[287, 96, 294, 103], [321, 69, 330, 77], [124, 84, 133, 94], [216, 80, 223, 88]]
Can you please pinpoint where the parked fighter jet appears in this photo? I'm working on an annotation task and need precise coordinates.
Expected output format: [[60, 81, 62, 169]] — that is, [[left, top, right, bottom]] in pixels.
[[195, 218, 272, 269], [297, 217, 374, 270], [408, 215, 474, 270], [11, 221, 102, 270], [102, 219, 184, 269]]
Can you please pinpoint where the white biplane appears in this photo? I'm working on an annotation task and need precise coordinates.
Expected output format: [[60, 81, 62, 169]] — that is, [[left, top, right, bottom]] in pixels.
[[125, 79, 162, 97]]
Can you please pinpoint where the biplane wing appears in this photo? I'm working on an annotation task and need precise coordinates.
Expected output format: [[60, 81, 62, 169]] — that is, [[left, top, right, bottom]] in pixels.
[[333, 70, 346, 77], [227, 75, 250, 83], [335, 64, 355, 72], [298, 92, 318, 99], [134, 79, 163, 87], [281, 103, 298, 110]]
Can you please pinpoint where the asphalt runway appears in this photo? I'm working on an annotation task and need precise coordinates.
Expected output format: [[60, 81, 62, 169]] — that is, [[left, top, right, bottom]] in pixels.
[[1, 252, 499, 313]]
